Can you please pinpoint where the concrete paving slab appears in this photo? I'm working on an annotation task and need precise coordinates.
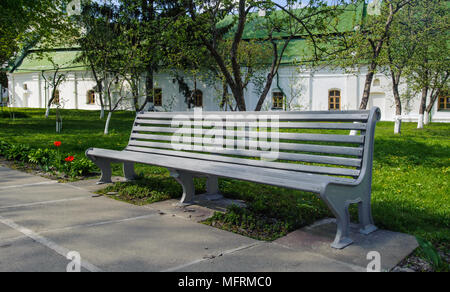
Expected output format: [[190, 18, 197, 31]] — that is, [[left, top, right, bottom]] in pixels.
[[40, 214, 258, 272], [274, 219, 419, 272], [145, 199, 217, 223], [0, 171, 51, 188], [0, 184, 88, 207], [67, 177, 127, 193], [177, 242, 363, 272], [0, 236, 88, 272], [0, 196, 158, 234], [71, 178, 246, 224], [0, 222, 24, 241]]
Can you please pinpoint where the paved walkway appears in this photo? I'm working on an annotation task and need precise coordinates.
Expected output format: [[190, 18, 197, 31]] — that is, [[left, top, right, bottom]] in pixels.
[[0, 166, 418, 272]]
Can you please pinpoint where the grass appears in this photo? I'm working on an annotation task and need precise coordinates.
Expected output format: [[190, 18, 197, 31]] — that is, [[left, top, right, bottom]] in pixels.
[[0, 107, 449, 268]]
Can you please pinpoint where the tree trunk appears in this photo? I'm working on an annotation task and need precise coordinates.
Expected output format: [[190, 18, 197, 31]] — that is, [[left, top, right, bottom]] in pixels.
[[424, 111, 430, 125], [104, 112, 112, 135], [255, 73, 275, 111], [98, 84, 104, 119], [424, 88, 442, 125], [392, 72, 402, 134], [220, 81, 228, 110], [45, 88, 56, 119], [418, 87, 428, 129], [360, 63, 377, 110], [144, 67, 154, 111], [231, 85, 246, 111]]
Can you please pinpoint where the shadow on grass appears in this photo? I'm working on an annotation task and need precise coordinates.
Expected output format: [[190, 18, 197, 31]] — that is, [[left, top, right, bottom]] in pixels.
[[374, 138, 450, 168]]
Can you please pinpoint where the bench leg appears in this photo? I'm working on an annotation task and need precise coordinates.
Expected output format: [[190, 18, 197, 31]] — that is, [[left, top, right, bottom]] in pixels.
[[94, 158, 113, 185], [170, 170, 195, 206], [123, 162, 136, 181], [202, 176, 223, 201], [321, 193, 353, 249], [206, 176, 219, 195], [358, 198, 378, 235]]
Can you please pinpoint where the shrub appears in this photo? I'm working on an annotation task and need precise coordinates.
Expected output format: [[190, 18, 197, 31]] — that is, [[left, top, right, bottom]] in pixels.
[[0, 139, 95, 178], [4, 144, 31, 161]]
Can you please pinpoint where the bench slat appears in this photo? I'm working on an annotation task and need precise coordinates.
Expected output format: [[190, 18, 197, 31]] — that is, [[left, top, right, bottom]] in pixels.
[[137, 111, 370, 121], [127, 140, 362, 167], [132, 126, 365, 144], [130, 133, 364, 156], [125, 146, 361, 177], [135, 119, 368, 130]]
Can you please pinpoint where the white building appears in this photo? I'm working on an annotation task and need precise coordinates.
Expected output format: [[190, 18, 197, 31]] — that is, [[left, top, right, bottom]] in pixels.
[[6, 48, 449, 123]]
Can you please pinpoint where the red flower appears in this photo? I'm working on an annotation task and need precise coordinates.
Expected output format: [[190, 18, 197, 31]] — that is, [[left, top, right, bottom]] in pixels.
[[54, 141, 62, 147], [65, 156, 74, 162]]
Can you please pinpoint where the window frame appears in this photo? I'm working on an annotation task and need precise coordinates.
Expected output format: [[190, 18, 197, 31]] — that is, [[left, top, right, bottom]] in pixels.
[[438, 92, 450, 111], [193, 90, 203, 108], [272, 92, 284, 110], [153, 88, 163, 107], [328, 89, 341, 111], [87, 90, 96, 105]]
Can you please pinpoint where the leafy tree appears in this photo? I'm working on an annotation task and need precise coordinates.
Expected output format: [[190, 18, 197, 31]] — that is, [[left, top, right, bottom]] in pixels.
[[334, 0, 414, 110], [402, 0, 449, 128], [76, 0, 184, 133], [0, 0, 76, 66], [380, 4, 419, 134], [180, 0, 347, 111]]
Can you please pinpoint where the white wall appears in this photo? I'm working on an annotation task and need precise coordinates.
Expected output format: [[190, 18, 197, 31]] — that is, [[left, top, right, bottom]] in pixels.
[[7, 67, 450, 123]]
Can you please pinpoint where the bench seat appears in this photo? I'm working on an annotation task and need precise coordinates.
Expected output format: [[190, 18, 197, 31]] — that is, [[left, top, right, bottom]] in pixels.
[[86, 148, 357, 194]]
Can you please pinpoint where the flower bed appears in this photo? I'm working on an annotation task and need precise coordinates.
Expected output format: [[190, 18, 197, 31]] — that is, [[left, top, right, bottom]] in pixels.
[[0, 140, 95, 179]]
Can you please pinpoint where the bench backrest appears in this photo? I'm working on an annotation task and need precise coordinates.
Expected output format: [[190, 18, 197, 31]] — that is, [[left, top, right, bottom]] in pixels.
[[126, 108, 381, 179]]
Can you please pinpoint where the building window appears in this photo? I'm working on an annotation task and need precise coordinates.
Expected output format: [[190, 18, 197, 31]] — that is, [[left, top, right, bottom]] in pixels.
[[272, 92, 284, 110], [52, 90, 60, 104], [438, 92, 450, 111], [87, 90, 95, 105], [23, 84, 28, 91], [154, 88, 162, 107], [329, 90, 341, 110], [193, 90, 203, 107], [373, 79, 381, 87]]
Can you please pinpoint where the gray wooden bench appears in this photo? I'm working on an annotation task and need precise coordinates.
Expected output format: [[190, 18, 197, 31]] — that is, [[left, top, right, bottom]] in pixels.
[[86, 107, 381, 249]]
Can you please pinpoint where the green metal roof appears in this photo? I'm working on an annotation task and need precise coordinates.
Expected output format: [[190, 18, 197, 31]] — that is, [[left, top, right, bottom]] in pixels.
[[10, 48, 86, 73], [222, 2, 367, 64], [218, 2, 366, 40]]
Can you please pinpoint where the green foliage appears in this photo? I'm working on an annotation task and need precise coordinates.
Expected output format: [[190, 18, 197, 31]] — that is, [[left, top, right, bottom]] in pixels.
[[416, 237, 448, 272], [401, 0, 449, 94], [97, 175, 183, 205], [0, 0, 77, 67], [204, 204, 292, 241], [3, 144, 31, 161], [27, 148, 54, 171], [0, 137, 95, 179]]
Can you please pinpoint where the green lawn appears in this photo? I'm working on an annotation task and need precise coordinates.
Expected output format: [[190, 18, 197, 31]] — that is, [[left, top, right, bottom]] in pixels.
[[1, 107, 449, 267]]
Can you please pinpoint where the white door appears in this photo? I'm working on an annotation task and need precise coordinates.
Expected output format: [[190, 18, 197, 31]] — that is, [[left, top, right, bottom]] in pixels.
[[370, 93, 385, 120]]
